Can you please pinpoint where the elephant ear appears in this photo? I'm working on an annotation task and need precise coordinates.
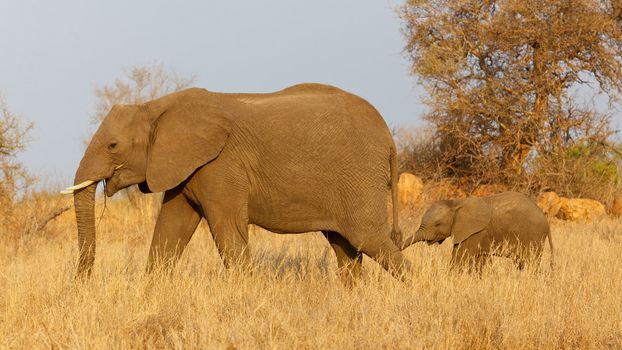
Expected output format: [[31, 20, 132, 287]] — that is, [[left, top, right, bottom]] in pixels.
[[451, 197, 491, 244], [146, 102, 232, 193]]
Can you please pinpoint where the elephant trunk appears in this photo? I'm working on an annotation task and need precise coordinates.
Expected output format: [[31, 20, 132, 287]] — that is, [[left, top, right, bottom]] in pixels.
[[70, 141, 115, 277], [399, 227, 427, 250], [74, 182, 97, 277], [73, 159, 99, 277]]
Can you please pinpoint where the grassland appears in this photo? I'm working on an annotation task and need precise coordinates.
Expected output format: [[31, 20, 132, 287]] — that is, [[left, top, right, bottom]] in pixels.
[[0, 195, 621, 349]]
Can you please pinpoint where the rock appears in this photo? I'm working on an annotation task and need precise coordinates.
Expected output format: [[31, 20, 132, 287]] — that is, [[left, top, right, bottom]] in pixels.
[[472, 184, 508, 197], [612, 194, 622, 218], [397, 173, 424, 207], [557, 198, 606, 221], [536, 191, 562, 218]]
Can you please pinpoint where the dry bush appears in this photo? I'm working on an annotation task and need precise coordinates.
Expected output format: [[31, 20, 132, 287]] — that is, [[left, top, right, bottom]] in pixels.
[[0, 93, 32, 201], [0, 94, 74, 242], [393, 125, 444, 181], [396, 123, 622, 203], [0, 93, 37, 236], [399, 0, 622, 201], [0, 195, 621, 349], [528, 141, 622, 206], [2, 190, 72, 241]]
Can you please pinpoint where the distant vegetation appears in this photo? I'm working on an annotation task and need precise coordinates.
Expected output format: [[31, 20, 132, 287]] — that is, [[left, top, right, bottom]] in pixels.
[[398, 0, 622, 203], [0, 93, 32, 203], [0, 92, 36, 235]]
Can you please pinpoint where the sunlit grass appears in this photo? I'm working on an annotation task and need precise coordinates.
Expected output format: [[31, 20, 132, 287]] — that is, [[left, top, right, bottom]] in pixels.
[[0, 197, 620, 349]]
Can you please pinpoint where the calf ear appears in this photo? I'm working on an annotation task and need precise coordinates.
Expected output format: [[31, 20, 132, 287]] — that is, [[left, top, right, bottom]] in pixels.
[[451, 197, 491, 244], [146, 102, 232, 193]]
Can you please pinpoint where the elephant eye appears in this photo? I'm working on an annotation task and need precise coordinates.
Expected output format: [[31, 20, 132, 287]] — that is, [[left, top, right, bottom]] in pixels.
[[107, 142, 118, 151]]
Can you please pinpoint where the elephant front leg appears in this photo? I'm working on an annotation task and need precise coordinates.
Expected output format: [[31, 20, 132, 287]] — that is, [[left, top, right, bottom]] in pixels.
[[146, 188, 203, 272], [450, 244, 487, 274], [450, 244, 473, 272], [323, 231, 363, 286], [206, 205, 250, 269]]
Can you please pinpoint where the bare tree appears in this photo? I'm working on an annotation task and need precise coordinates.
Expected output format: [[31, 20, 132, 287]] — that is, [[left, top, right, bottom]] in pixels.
[[0, 93, 32, 207], [400, 0, 622, 200], [393, 125, 443, 178], [92, 64, 195, 205], [93, 64, 195, 124]]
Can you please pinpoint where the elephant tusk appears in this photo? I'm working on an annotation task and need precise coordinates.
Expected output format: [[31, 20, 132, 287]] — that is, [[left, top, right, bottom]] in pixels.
[[66, 180, 96, 190], [114, 164, 124, 170], [60, 180, 96, 194]]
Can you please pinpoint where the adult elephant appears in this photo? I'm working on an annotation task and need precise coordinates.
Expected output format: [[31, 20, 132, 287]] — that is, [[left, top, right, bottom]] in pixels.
[[63, 83, 411, 281]]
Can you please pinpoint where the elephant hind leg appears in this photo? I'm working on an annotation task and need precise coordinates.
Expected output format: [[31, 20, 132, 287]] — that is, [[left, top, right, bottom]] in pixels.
[[370, 243, 412, 281], [348, 232, 412, 281], [322, 230, 362, 286], [450, 245, 486, 274], [514, 243, 544, 271], [473, 254, 489, 274]]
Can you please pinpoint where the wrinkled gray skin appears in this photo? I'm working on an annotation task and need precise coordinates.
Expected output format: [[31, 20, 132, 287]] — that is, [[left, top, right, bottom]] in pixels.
[[70, 83, 410, 282], [400, 192, 553, 271]]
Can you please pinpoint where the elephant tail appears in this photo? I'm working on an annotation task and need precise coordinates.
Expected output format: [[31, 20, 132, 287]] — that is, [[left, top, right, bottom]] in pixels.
[[389, 145, 403, 248], [547, 227, 555, 271]]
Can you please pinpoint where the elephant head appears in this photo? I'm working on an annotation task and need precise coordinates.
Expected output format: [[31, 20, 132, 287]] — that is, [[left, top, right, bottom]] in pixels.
[[401, 197, 491, 249], [62, 88, 232, 277]]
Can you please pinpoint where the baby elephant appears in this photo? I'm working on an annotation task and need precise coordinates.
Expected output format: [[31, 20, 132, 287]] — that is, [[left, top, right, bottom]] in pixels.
[[401, 192, 553, 271]]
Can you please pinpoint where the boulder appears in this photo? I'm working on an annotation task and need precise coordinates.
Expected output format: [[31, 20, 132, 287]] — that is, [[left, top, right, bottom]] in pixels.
[[557, 198, 606, 221], [397, 172, 424, 207], [472, 183, 508, 197], [536, 191, 562, 218], [611, 194, 622, 218]]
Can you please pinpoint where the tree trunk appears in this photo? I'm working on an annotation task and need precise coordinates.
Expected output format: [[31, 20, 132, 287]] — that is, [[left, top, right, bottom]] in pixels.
[[508, 41, 549, 175]]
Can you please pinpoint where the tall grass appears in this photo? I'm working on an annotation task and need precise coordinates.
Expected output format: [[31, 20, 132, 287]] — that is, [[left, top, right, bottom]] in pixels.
[[0, 196, 621, 349]]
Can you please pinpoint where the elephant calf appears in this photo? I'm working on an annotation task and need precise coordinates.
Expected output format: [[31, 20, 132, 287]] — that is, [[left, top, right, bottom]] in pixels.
[[400, 192, 553, 271]]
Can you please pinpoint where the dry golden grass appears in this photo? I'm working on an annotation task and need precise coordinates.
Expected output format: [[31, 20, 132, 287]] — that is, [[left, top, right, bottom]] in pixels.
[[1, 195, 621, 349]]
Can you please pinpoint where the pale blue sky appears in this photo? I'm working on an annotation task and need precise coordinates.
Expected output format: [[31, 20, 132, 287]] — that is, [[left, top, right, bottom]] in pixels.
[[0, 0, 425, 183], [0, 1, 619, 185]]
